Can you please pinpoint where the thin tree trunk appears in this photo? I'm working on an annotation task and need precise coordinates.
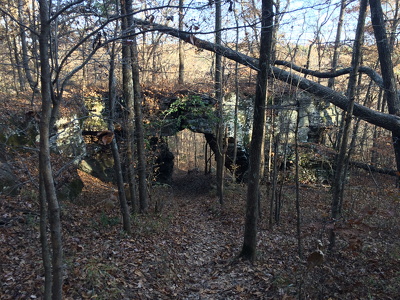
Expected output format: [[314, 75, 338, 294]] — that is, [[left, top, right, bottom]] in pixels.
[[120, 0, 149, 213], [371, 90, 383, 164], [151, 32, 157, 84], [239, 0, 274, 261], [8, 34, 19, 92], [108, 37, 132, 234], [178, 0, 184, 84], [329, 0, 367, 251], [294, 102, 302, 259], [271, 135, 279, 224], [13, 37, 25, 92], [339, 71, 367, 210], [19, 0, 37, 92], [132, 47, 148, 212], [204, 141, 208, 174], [130, 29, 149, 213], [388, 0, 400, 52], [38, 0, 63, 297], [232, 3, 240, 181], [215, 0, 225, 205], [39, 175, 52, 300], [3, 13, 23, 93], [328, 0, 346, 89], [121, 0, 139, 213]]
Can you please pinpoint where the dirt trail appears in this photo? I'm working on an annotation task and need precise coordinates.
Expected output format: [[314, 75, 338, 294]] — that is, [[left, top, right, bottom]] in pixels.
[[3, 167, 400, 299], [0, 171, 271, 299], [138, 172, 271, 299]]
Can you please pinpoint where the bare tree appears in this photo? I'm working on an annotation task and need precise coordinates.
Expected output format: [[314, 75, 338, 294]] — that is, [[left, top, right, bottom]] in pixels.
[[370, 0, 400, 185], [129, 9, 149, 213], [215, 0, 225, 205], [294, 100, 302, 259], [133, 52, 149, 212], [108, 14, 132, 233], [329, 0, 367, 251], [239, 0, 274, 261], [120, 0, 139, 216], [38, 0, 63, 297]]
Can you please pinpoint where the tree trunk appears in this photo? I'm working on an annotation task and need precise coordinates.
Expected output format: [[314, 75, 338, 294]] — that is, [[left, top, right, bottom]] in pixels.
[[215, 0, 225, 206], [329, 0, 367, 251], [39, 175, 52, 300], [121, 0, 139, 213], [294, 102, 302, 259], [13, 37, 25, 92], [232, 3, 240, 181], [38, 0, 63, 298], [119, 0, 149, 213], [3, 13, 23, 93], [239, 0, 274, 261], [370, 0, 400, 184], [328, 0, 346, 89], [178, 0, 184, 85], [129, 27, 149, 213], [19, 0, 38, 92], [270, 135, 279, 226], [108, 38, 132, 234]]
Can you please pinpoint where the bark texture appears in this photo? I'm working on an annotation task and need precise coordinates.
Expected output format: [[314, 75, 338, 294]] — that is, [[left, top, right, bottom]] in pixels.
[[370, 0, 400, 182], [38, 0, 63, 298], [109, 35, 131, 233], [240, 0, 274, 261]]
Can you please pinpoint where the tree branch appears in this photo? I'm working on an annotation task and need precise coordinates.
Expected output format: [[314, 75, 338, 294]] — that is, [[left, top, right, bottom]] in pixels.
[[274, 60, 384, 88], [132, 18, 400, 135]]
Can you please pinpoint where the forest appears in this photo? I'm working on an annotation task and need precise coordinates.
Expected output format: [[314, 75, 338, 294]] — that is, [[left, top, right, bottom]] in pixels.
[[1, 0, 400, 299]]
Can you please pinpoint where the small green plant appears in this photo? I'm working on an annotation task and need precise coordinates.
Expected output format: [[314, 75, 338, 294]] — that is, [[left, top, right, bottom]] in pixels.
[[99, 212, 120, 227], [25, 213, 38, 228]]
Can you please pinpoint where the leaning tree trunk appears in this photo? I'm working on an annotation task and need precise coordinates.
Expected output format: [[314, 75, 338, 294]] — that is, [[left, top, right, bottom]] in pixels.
[[329, 0, 367, 251], [370, 0, 400, 185], [38, 0, 63, 298], [239, 0, 274, 262]]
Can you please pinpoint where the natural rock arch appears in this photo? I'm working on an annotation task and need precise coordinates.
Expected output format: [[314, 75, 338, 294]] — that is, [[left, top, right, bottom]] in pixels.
[[150, 91, 250, 182]]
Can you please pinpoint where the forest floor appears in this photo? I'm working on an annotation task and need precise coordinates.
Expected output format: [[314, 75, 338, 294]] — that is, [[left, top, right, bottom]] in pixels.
[[1, 167, 400, 299]]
